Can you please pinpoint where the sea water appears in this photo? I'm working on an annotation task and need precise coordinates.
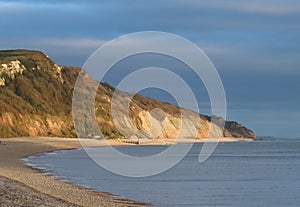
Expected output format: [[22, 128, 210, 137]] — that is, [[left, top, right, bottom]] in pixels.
[[25, 139, 300, 207]]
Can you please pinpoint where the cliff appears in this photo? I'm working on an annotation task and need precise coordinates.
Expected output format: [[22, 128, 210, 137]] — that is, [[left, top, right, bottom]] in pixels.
[[0, 50, 256, 139]]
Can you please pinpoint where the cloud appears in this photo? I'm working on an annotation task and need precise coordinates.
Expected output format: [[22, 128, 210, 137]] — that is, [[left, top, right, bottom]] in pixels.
[[0, 37, 106, 49], [1, 0, 299, 43], [37, 38, 106, 48], [3, 0, 300, 16], [183, 0, 300, 15], [0, 1, 23, 10], [0, 1, 80, 10], [0, 0, 299, 137]]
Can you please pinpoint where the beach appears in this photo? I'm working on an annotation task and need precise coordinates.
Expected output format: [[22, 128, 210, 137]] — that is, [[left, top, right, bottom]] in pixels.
[[0, 137, 150, 207], [0, 137, 253, 206]]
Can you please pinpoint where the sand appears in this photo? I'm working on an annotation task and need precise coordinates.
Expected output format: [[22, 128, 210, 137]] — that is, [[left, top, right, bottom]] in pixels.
[[0, 136, 253, 206], [0, 137, 149, 207], [0, 176, 81, 207]]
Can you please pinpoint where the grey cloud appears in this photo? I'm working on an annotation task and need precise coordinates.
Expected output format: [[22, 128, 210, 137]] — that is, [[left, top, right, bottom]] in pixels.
[[1, 0, 300, 137]]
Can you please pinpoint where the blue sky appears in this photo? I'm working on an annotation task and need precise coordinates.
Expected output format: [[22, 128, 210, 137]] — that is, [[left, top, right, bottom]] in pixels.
[[1, 0, 299, 138]]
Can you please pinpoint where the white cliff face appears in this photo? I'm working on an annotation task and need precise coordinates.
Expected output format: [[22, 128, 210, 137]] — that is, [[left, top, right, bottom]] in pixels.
[[53, 63, 63, 83], [0, 60, 26, 83], [0, 77, 5, 86], [0, 59, 63, 86]]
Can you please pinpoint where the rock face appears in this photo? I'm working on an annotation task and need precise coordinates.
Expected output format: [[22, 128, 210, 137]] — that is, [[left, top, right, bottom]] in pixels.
[[0, 49, 256, 139], [0, 60, 26, 80]]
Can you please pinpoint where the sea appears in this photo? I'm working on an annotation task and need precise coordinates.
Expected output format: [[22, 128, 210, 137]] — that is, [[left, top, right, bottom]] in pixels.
[[24, 139, 300, 207]]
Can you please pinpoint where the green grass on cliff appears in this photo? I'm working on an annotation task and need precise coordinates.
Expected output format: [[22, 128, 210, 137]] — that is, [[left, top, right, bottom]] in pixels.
[[0, 49, 256, 139]]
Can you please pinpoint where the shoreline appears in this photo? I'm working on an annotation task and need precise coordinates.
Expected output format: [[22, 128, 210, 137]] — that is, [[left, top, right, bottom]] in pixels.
[[0, 137, 151, 207], [0, 136, 255, 206]]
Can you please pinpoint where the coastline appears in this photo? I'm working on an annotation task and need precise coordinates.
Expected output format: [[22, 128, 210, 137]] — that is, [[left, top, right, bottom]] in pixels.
[[0, 136, 254, 206], [0, 137, 150, 207]]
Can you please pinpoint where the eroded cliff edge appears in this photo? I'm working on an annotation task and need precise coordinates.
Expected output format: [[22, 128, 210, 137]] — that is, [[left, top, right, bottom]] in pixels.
[[0, 50, 256, 140]]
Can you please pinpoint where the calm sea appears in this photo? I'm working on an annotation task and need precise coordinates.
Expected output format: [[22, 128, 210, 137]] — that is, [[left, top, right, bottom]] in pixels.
[[25, 139, 300, 207]]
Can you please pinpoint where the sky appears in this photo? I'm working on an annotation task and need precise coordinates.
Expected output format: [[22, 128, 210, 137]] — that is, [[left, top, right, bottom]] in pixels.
[[0, 0, 299, 138]]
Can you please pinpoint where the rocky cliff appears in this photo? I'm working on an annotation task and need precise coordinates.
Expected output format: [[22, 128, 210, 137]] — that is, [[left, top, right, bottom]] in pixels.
[[0, 50, 256, 139]]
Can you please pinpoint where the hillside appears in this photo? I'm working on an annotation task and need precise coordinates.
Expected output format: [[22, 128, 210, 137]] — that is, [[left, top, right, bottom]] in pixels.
[[0, 49, 256, 139]]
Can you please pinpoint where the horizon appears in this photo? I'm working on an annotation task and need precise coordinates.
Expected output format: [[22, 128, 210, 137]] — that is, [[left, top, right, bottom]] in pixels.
[[1, 1, 299, 138]]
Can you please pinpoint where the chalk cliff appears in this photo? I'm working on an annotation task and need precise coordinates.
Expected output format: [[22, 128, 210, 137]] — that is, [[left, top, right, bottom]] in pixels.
[[0, 50, 256, 140]]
